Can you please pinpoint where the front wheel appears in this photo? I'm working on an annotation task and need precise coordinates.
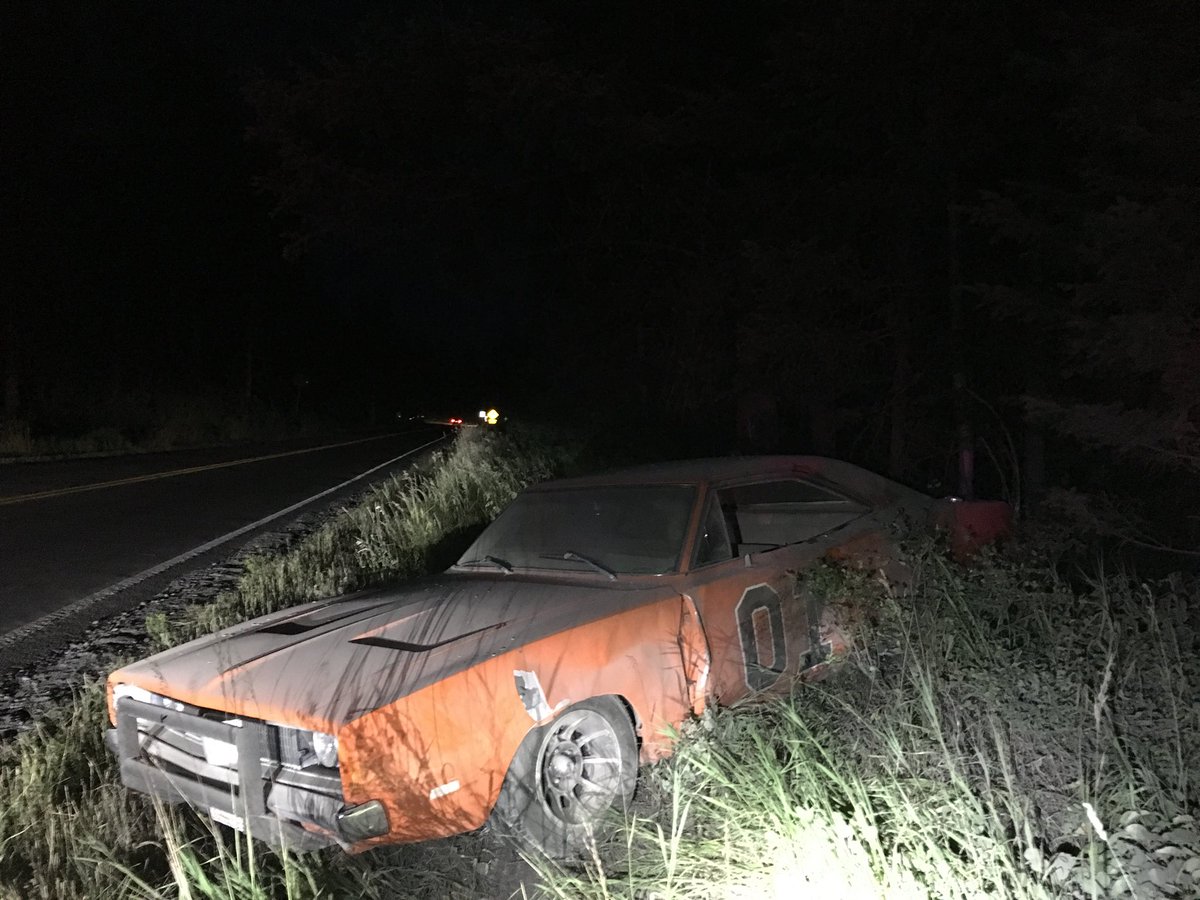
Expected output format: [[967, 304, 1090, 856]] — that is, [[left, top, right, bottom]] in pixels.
[[491, 696, 638, 858]]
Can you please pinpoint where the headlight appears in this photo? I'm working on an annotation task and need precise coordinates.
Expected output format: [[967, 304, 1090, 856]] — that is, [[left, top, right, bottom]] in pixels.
[[112, 684, 184, 712], [312, 730, 339, 767]]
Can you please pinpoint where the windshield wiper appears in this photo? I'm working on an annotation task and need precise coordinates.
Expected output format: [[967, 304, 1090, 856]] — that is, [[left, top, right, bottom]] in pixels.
[[459, 555, 514, 574], [543, 550, 617, 581]]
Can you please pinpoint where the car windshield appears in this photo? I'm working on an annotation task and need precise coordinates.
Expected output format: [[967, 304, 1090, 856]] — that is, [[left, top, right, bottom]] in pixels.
[[457, 484, 697, 576]]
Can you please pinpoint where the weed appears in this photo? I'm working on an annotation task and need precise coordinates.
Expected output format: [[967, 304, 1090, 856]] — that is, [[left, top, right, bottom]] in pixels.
[[529, 551, 1200, 900], [0, 428, 567, 899], [4, 436, 1197, 899]]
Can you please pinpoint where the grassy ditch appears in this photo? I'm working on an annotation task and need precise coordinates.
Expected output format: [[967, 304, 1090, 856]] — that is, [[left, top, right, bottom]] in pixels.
[[3, 432, 1198, 899], [532, 552, 1200, 899], [0, 428, 567, 900], [143, 426, 566, 649]]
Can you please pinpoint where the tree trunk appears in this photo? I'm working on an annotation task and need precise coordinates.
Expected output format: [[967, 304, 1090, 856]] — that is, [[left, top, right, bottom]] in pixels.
[[809, 398, 837, 457], [888, 297, 911, 480], [1022, 420, 1046, 517], [244, 340, 254, 408], [947, 175, 975, 499], [2, 312, 19, 418]]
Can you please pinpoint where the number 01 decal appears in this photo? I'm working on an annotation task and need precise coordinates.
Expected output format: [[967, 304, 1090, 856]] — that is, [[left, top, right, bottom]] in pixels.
[[735, 583, 787, 691]]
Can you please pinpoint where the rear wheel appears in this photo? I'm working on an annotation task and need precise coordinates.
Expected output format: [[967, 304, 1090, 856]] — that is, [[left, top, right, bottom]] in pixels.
[[491, 696, 637, 858]]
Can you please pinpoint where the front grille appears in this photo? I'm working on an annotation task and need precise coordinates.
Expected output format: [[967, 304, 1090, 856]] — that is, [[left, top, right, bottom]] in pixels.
[[278, 724, 304, 767], [112, 697, 344, 844], [274, 724, 324, 769]]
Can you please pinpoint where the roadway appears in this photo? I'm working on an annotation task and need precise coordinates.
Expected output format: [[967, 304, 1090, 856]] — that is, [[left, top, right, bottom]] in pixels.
[[0, 429, 445, 665]]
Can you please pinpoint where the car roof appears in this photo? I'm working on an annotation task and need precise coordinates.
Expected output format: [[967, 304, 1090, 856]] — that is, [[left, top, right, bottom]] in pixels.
[[527, 455, 930, 507]]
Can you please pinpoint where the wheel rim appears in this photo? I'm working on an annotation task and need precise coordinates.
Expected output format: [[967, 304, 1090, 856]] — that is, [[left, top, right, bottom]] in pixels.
[[536, 708, 626, 826]]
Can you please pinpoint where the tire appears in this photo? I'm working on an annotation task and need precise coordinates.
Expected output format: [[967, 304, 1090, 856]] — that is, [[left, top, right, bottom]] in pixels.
[[490, 696, 638, 858]]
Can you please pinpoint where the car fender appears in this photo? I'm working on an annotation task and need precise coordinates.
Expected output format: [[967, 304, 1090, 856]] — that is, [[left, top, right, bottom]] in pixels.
[[337, 593, 698, 849], [678, 593, 711, 716]]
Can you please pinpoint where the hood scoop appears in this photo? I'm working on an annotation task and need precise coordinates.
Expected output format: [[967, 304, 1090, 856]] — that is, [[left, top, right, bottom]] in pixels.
[[349, 620, 508, 653], [253, 597, 400, 637], [256, 621, 313, 636]]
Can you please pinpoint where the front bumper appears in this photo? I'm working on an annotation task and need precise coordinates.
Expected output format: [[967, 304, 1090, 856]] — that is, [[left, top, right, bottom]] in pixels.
[[108, 698, 387, 851]]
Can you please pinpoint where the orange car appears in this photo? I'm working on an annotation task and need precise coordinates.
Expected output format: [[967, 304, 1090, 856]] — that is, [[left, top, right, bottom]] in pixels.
[[106, 456, 974, 857]]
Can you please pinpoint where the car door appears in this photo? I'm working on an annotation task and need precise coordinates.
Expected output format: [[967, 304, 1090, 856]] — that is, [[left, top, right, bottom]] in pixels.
[[681, 476, 870, 705]]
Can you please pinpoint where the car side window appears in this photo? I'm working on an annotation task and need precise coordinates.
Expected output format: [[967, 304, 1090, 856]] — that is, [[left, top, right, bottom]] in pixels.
[[717, 479, 868, 553], [693, 494, 735, 567]]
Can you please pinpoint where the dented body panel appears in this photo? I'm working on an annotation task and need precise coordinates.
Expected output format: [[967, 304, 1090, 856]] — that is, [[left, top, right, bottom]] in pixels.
[[107, 455, 962, 851], [108, 576, 679, 732], [336, 592, 699, 843]]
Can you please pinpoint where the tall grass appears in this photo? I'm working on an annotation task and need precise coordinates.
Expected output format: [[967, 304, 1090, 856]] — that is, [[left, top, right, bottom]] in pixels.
[[146, 427, 563, 649], [533, 550, 1200, 899], [0, 428, 568, 900], [4, 428, 1197, 899], [0, 681, 164, 900]]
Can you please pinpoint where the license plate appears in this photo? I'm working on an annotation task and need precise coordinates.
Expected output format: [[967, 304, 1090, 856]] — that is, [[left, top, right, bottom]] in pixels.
[[209, 806, 245, 832]]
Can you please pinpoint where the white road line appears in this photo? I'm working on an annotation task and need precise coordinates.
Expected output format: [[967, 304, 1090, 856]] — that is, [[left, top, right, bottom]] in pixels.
[[0, 435, 447, 650]]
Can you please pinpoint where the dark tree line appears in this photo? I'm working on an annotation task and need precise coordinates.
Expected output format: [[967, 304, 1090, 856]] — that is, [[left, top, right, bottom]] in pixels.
[[1, 4, 367, 435], [243, 0, 1200, 550], [3, 1, 1197, 552]]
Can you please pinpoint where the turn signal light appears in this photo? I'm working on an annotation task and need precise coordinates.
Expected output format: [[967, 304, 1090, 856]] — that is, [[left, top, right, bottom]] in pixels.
[[337, 799, 390, 842]]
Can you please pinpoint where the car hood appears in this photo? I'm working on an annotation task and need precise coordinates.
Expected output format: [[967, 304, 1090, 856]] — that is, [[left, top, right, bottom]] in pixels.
[[110, 574, 675, 732]]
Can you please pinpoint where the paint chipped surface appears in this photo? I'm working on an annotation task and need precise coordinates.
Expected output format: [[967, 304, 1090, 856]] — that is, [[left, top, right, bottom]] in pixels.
[[513, 669, 554, 721], [106, 455, 977, 851], [429, 780, 461, 801]]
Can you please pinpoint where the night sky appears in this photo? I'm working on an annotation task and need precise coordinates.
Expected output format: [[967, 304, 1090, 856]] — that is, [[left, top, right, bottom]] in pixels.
[[4, 1, 1199, 535]]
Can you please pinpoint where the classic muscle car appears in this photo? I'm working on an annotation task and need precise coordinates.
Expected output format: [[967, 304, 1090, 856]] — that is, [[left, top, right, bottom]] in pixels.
[[106, 456, 987, 857]]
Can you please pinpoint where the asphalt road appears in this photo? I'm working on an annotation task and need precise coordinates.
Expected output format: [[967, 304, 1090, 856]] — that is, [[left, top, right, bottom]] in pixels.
[[0, 429, 446, 655]]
